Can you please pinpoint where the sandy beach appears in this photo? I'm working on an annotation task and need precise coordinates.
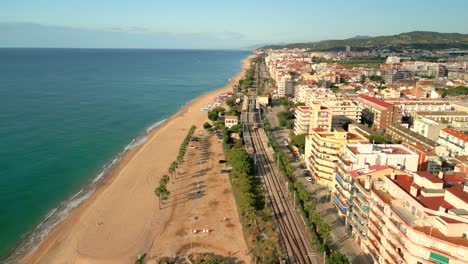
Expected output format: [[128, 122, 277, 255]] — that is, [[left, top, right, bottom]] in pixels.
[[19, 55, 255, 264]]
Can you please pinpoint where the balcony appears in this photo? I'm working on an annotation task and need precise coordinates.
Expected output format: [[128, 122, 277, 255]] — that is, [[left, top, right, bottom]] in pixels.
[[332, 194, 348, 214], [354, 181, 370, 196], [335, 172, 350, 191], [373, 188, 394, 204], [335, 183, 349, 200]]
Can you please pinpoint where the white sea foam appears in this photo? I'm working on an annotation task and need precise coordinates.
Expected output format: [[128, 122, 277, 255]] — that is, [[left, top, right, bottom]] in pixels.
[[4, 114, 184, 263]]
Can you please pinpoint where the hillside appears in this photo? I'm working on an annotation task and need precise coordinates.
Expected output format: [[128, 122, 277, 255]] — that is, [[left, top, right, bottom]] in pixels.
[[261, 31, 468, 51]]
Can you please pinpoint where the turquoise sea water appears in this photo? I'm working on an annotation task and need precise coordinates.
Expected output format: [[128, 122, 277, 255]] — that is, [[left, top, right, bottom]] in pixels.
[[0, 48, 250, 260]]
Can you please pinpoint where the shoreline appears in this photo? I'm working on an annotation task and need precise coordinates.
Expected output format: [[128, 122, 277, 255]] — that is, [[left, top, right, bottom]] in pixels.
[[14, 54, 255, 264]]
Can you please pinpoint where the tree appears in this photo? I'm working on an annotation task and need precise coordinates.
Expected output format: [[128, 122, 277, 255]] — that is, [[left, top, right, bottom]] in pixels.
[[294, 102, 306, 107], [229, 124, 242, 133], [225, 97, 237, 108], [201, 255, 229, 264], [203, 122, 212, 130], [208, 110, 219, 121], [290, 133, 306, 152], [319, 221, 330, 244], [160, 174, 170, 186], [154, 185, 170, 209], [326, 252, 350, 264], [169, 161, 178, 183]]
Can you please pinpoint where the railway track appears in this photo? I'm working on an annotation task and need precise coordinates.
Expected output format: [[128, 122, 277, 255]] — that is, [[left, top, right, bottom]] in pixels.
[[245, 98, 315, 264]]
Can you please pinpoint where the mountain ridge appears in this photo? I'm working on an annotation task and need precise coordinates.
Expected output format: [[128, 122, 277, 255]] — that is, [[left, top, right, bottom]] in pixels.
[[260, 31, 468, 51]]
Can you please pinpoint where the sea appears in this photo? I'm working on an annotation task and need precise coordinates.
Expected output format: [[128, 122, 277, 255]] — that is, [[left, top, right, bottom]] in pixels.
[[0, 48, 251, 261]]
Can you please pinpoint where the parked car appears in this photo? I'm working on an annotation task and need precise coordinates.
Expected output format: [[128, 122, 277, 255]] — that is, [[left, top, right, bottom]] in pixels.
[[306, 177, 313, 183], [189, 145, 197, 149]]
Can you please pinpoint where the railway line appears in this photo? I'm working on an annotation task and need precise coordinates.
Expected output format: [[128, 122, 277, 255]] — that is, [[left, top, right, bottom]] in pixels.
[[244, 96, 316, 264]]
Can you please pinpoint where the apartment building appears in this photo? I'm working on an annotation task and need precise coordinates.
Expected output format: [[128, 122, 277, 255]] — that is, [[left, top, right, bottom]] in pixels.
[[337, 143, 420, 172], [308, 103, 333, 132], [277, 74, 293, 97], [304, 128, 367, 186], [411, 116, 448, 141], [387, 125, 439, 151], [367, 171, 468, 264], [414, 111, 468, 124], [356, 95, 401, 130], [334, 166, 468, 264], [294, 106, 311, 135], [438, 128, 468, 157], [323, 100, 362, 129]]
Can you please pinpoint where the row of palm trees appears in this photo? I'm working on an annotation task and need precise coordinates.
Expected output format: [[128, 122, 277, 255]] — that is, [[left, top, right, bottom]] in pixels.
[[154, 126, 197, 208]]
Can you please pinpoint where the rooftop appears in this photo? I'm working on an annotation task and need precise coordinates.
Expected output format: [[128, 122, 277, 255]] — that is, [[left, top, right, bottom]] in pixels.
[[414, 226, 468, 247], [358, 95, 393, 108], [441, 127, 468, 142], [416, 111, 468, 117]]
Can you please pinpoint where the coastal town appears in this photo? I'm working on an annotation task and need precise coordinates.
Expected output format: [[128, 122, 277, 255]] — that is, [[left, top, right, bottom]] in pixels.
[[196, 44, 468, 264]]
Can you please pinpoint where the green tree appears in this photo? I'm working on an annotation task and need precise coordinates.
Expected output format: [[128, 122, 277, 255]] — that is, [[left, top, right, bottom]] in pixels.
[[225, 97, 237, 108], [154, 185, 170, 208], [208, 110, 219, 121], [326, 252, 350, 264], [201, 256, 229, 264], [294, 102, 306, 107], [203, 122, 212, 130], [290, 133, 306, 152], [229, 124, 242, 133]]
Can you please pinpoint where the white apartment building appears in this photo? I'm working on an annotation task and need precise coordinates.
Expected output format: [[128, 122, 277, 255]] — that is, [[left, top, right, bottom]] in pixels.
[[294, 106, 311, 135], [337, 143, 420, 173], [438, 128, 468, 157], [323, 100, 362, 129], [277, 74, 293, 97], [411, 116, 448, 141], [333, 164, 468, 264]]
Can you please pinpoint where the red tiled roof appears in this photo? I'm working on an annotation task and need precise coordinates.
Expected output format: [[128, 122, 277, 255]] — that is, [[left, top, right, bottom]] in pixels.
[[441, 128, 468, 142], [444, 173, 467, 183], [417, 196, 445, 210], [358, 95, 393, 108], [446, 183, 468, 204], [416, 171, 443, 184]]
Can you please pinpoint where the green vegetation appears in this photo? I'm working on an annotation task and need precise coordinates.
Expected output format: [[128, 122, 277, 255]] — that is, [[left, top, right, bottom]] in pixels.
[[277, 111, 295, 129], [221, 128, 281, 262], [229, 124, 242, 134], [134, 254, 147, 264], [367, 134, 395, 144], [369, 75, 382, 81], [208, 107, 226, 121], [326, 252, 350, 264], [278, 97, 293, 107], [225, 96, 238, 108], [440, 86, 468, 97], [200, 256, 229, 264], [203, 122, 212, 130], [294, 102, 306, 107], [263, 120, 335, 257], [155, 126, 196, 207], [262, 31, 468, 51], [290, 133, 306, 153], [154, 175, 170, 208]]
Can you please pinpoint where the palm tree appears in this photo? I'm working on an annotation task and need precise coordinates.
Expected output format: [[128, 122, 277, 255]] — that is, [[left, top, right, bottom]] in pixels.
[[168, 163, 175, 184], [160, 174, 170, 186], [154, 185, 170, 209]]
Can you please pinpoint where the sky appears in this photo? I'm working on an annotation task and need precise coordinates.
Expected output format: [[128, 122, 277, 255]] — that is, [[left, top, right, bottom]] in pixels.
[[1, 0, 468, 49]]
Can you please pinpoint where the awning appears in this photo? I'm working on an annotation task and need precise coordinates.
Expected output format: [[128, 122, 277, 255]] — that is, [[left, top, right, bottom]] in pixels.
[[429, 252, 449, 264]]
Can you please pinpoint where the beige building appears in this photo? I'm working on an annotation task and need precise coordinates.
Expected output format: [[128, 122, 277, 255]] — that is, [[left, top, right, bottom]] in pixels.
[[414, 111, 468, 124], [257, 96, 269, 106], [411, 116, 448, 141], [323, 100, 362, 129], [224, 115, 238, 128], [308, 103, 333, 132], [304, 128, 367, 186], [277, 74, 293, 97], [333, 165, 468, 264]]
